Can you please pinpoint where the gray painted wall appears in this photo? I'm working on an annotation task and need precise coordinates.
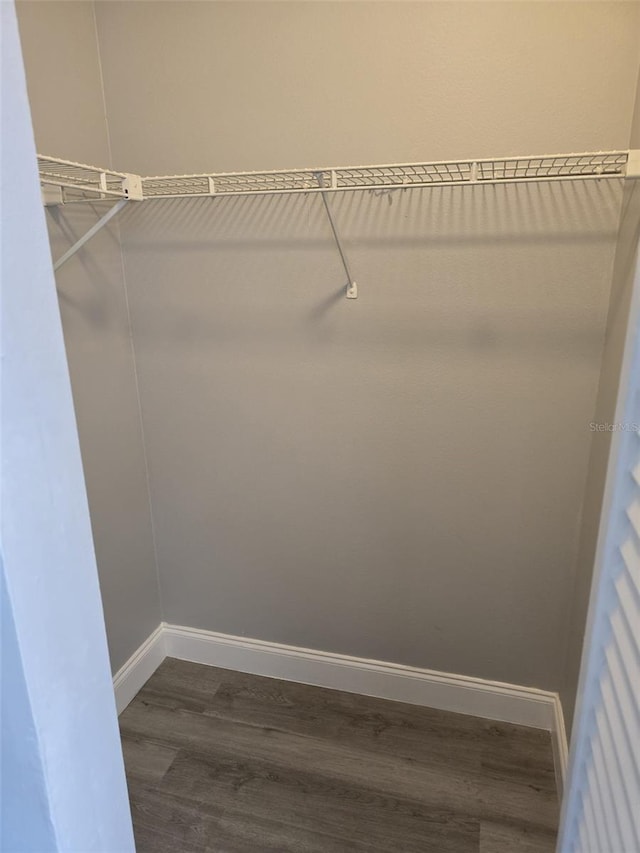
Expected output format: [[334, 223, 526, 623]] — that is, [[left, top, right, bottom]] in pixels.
[[16, 0, 161, 672], [632, 59, 640, 150], [561, 59, 640, 732], [118, 178, 623, 690], [16, 1, 640, 694], [96, 1, 639, 691], [94, 1, 640, 174], [1, 2, 134, 845]]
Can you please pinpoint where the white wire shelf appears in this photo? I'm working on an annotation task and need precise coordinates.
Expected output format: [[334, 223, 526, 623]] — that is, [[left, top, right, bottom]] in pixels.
[[39, 151, 632, 203], [38, 155, 142, 202], [42, 149, 640, 286]]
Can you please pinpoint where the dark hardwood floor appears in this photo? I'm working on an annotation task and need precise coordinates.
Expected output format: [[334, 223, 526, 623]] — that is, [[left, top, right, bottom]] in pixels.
[[119, 658, 559, 852]]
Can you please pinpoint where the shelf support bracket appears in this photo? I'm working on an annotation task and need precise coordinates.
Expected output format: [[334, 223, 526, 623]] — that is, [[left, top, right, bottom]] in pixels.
[[53, 198, 129, 271], [315, 173, 357, 299], [626, 150, 640, 179]]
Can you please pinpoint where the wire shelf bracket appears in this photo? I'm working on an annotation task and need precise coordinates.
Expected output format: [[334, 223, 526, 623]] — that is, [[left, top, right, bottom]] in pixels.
[[53, 199, 129, 271], [316, 171, 357, 299], [38, 155, 144, 271]]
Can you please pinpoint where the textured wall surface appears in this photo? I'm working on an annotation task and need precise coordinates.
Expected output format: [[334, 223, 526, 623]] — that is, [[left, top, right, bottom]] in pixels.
[[562, 182, 640, 727], [117, 174, 622, 689], [557, 248, 640, 853], [631, 61, 640, 149], [1, 2, 133, 845], [1, 559, 56, 852], [98, 1, 640, 691], [17, 1, 640, 692], [95, 1, 640, 174], [562, 56, 640, 731], [16, 0, 161, 672]]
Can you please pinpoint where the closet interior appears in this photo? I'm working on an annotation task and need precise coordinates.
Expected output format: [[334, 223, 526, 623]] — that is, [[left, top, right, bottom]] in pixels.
[[14, 1, 640, 850]]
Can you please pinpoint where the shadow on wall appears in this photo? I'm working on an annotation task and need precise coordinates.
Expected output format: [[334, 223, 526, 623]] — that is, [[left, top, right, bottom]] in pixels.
[[608, 181, 640, 324], [115, 177, 620, 247], [560, 178, 640, 734], [47, 203, 124, 328], [43, 168, 626, 688], [49, 177, 623, 362]]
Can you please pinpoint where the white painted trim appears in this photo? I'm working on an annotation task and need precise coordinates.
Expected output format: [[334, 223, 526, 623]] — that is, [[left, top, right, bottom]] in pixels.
[[163, 623, 558, 731], [112, 624, 166, 714], [551, 694, 569, 798], [114, 622, 567, 800]]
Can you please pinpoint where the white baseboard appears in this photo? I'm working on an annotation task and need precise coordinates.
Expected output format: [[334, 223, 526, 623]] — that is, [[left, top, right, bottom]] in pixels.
[[114, 622, 568, 794], [113, 624, 165, 714], [164, 624, 559, 730]]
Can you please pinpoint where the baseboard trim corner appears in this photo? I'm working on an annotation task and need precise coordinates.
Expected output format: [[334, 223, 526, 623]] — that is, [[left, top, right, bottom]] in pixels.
[[113, 622, 567, 800], [113, 623, 166, 714], [163, 623, 558, 731]]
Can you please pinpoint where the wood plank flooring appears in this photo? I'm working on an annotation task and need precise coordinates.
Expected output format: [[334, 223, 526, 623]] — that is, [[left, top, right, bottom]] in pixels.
[[119, 658, 559, 852]]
